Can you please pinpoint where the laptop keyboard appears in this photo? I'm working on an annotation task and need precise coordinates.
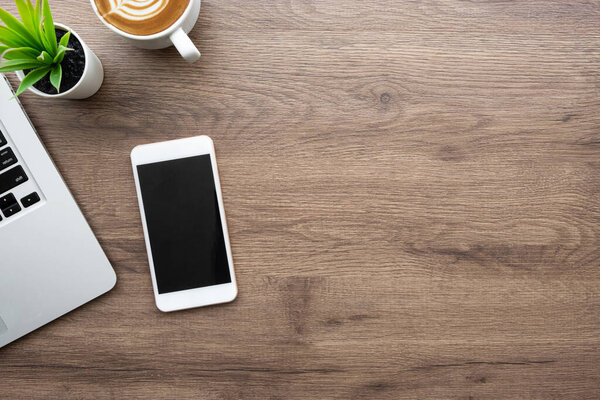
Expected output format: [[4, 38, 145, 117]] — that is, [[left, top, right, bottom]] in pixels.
[[0, 128, 41, 222], [0, 147, 18, 170], [0, 166, 28, 193]]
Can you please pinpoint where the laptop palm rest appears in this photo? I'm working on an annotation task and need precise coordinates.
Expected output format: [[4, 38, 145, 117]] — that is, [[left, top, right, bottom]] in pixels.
[[0, 315, 7, 336]]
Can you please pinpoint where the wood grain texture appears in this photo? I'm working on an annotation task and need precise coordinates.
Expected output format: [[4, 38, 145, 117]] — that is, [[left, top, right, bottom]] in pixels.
[[1, 0, 599, 398]]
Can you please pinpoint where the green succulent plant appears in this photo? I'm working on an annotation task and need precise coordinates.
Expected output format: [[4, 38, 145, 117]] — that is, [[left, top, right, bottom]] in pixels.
[[0, 0, 71, 97]]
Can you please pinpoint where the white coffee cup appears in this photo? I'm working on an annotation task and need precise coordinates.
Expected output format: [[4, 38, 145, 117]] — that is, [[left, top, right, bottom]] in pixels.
[[90, 0, 201, 63]]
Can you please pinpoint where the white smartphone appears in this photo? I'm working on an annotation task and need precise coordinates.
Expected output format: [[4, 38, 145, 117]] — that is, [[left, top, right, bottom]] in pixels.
[[131, 136, 237, 312]]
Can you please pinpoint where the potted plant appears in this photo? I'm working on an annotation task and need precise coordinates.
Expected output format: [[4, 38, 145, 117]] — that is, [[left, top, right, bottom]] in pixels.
[[0, 0, 103, 99]]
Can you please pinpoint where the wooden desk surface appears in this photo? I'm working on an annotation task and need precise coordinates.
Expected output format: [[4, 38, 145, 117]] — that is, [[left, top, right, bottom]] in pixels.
[[1, 1, 599, 398]]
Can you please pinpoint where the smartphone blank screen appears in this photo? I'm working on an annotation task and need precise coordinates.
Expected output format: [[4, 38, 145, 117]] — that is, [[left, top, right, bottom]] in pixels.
[[137, 155, 231, 294]]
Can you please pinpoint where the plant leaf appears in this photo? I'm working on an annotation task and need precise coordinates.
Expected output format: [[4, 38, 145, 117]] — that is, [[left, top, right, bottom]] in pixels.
[[14, 65, 50, 97], [31, 0, 44, 46], [52, 45, 67, 64], [36, 50, 52, 64], [1, 46, 39, 60], [58, 30, 70, 49], [15, 0, 44, 50], [33, 0, 41, 19], [0, 58, 45, 72], [49, 63, 61, 92], [15, 0, 34, 31], [41, 0, 57, 55], [15, 0, 39, 37], [0, 7, 40, 49], [0, 26, 31, 48]]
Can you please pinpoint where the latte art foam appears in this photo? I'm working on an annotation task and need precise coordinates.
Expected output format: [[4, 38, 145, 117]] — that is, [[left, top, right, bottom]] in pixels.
[[105, 0, 168, 22], [95, 0, 189, 36]]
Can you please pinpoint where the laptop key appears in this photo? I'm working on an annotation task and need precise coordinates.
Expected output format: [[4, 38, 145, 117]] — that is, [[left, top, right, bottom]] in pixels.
[[21, 192, 40, 208], [0, 147, 17, 172], [2, 202, 21, 218], [0, 166, 28, 194], [0, 129, 6, 148], [0, 193, 16, 209]]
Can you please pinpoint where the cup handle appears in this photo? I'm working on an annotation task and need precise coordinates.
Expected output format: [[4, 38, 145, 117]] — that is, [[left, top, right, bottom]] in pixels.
[[170, 28, 201, 63]]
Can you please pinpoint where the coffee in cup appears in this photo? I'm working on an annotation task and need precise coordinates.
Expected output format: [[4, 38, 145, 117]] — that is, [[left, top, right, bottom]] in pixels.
[[93, 0, 189, 36], [91, 0, 201, 62]]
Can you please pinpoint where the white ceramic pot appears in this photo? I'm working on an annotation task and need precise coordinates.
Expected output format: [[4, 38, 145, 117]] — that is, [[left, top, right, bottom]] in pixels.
[[16, 23, 104, 99], [90, 0, 201, 63]]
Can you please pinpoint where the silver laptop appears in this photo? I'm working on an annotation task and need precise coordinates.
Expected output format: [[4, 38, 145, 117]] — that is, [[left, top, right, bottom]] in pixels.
[[0, 75, 116, 348]]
